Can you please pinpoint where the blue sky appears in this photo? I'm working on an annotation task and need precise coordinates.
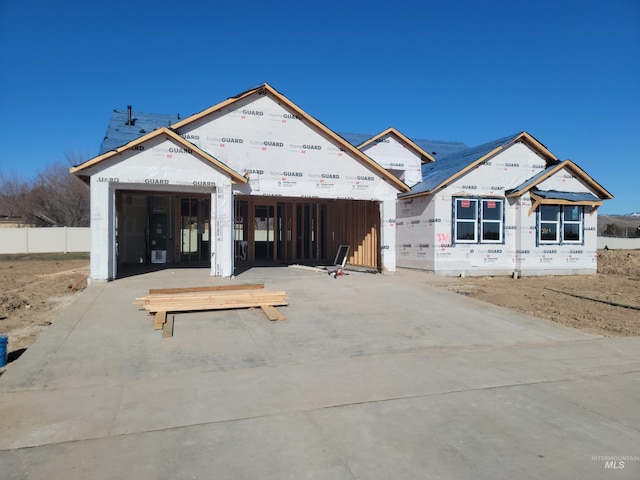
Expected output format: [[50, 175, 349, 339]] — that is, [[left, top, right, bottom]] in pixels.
[[0, 0, 638, 214]]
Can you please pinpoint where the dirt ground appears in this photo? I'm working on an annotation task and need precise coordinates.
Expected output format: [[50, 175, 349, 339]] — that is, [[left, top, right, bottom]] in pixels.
[[440, 250, 640, 337], [0, 251, 638, 367], [0, 254, 89, 363]]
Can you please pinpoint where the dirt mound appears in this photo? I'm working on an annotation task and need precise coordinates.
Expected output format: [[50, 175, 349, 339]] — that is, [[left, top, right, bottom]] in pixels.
[[597, 249, 640, 277], [0, 293, 31, 317]]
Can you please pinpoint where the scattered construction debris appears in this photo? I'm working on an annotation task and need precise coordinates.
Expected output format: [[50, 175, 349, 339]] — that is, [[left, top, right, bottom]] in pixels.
[[288, 264, 326, 273], [134, 283, 287, 337]]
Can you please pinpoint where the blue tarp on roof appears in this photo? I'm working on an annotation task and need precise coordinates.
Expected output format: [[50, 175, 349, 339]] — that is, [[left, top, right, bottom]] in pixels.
[[99, 110, 181, 154], [531, 189, 600, 202], [338, 132, 468, 159], [403, 133, 523, 197]]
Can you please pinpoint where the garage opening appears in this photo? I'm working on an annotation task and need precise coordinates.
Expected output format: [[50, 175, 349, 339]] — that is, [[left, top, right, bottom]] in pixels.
[[234, 196, 380, 269], [116, 191, 211, 272]]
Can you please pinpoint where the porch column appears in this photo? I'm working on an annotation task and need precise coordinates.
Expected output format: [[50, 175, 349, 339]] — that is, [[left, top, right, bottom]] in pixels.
[[212, 181, 234, 277], [380, 196, 397, 273], [89, 178, 112, 281]]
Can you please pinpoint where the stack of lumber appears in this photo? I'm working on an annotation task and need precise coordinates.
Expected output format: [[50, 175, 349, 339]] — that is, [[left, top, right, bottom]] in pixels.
[[134, 284, 288, 329]]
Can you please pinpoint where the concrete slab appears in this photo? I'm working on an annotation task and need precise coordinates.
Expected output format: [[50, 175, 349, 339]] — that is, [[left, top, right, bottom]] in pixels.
[[310, 382, 640, 480], [0, 412, 355, 480], [1, 266, 638, 479]]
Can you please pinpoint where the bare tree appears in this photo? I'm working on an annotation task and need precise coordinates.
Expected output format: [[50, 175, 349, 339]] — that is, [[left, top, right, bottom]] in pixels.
[[0, 154, 90, 227], [30, 161, 90, 227], [0, 172, 33, 225]]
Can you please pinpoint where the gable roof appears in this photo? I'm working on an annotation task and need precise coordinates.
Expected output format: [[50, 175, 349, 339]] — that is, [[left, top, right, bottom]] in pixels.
[[355, 127, 436, 163], [171, 83, 410, 192], [401, 132, 559, 198], [506, 159, 613, 200], [340, 132, 468, 159], [100, 110, 181, 154], [70, 127, 248, 184]]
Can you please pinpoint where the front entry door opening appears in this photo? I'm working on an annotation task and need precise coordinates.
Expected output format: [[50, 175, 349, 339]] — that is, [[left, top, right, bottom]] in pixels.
[[254, 204, 275, 261], [180, 197, 210, 263]]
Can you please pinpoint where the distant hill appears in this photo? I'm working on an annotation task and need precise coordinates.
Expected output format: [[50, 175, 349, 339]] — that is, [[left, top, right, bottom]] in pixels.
[[606, 212, 640, 217], [599, 214, 640, 237]]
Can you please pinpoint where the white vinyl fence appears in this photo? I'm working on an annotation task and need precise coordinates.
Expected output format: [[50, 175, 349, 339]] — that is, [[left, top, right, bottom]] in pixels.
[[0, 227, 90, 254], [597, 237, 640, 250]]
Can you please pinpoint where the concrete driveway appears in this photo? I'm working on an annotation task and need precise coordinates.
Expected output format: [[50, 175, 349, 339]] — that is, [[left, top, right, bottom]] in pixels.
[[1, 267, 638, 479]]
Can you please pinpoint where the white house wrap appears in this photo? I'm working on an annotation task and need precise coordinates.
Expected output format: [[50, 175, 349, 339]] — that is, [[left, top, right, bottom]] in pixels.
[[396, 133, 611, 276], [72, 86, 611, 281]]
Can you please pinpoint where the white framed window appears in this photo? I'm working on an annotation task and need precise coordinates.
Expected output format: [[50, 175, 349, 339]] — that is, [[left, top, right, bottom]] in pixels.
[[481, 199, 503, 242], [539, 205, 560, 243], [454, 198, 478, 243], [562, 205, 583, 243], [454, 198, 504, 244], [538, 205, 583, 244]]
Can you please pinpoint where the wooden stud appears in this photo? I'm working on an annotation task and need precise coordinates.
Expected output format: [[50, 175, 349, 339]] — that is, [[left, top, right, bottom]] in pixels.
[[153, 311, 167, 330], [162, 314, 175, 338], [261, 305, 286, 321], [148, 284, 264, 295]]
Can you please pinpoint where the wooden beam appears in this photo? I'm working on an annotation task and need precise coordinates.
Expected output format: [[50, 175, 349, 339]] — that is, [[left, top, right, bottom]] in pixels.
[[139, 290, 288, 314], [148, 284, 264, 295], [162, 314, 175, 338], [153, 311, 167, 330], [261, 305, 286, 321]]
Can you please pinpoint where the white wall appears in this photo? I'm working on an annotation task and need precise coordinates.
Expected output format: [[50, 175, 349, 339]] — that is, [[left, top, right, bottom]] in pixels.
[[81, 135, 236, 280], [396, 143, 603, 276], [177, 93, 402, 201], [395, 196, 436, 270], [177, 92, 402, 273], [0, 227, 90, 254], [360, 134, 423, 186]]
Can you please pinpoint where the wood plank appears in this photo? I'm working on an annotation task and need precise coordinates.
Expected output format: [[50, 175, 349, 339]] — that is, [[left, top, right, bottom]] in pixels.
[[261, 305, 286, 321], [145, 300, 288, 314], [136, 288, 288, 318], [140, 294, 288, 310], [153, 311, 167, 330], [162, 314, 175, 338], [139, 289, 282, 302], [149, 284, 264, 295]]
